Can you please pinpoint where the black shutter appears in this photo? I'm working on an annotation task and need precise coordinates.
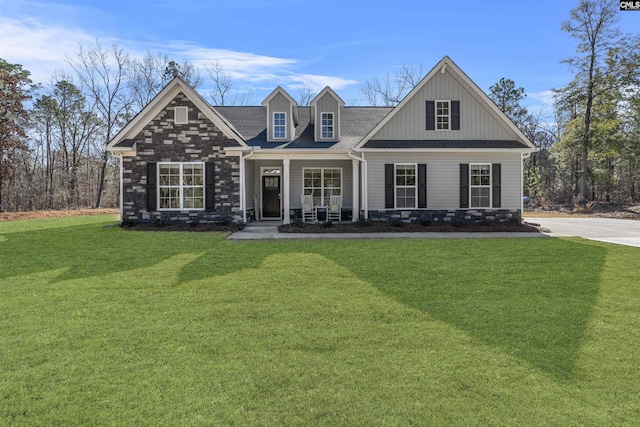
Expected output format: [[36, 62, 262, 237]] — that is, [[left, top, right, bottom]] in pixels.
[[451, 100, 460, 130], [205, 162, 215, 211], [426, 101, 435, 130], [460, 163, 469, 209], [418, 164, 427, 208], [492, 163, 501, 208], [147, 162, 157, 211], [385, 164, 394, 209]]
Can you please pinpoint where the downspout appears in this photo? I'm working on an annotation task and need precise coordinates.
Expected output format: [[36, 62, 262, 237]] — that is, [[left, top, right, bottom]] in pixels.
[[240, 150, 255, 223], [348, 151, 368, 220]]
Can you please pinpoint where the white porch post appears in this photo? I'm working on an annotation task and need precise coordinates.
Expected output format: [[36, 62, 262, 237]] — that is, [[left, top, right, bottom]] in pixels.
[[240, 152, 245, 223], [283, 158, 290, 224], [352, 158, 359, 222]]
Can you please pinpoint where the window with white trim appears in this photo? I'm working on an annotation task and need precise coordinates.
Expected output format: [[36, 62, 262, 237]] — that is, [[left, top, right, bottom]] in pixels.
[[303, 168, 341, 206], [395, 164, 417, 209], [321, 112, 334, 139], [436, 100, 450, 130], [470, 164, 491, 208], [273, 112, 286, 139], [158, 163, 204, 210], [174, 106, 188, 125]]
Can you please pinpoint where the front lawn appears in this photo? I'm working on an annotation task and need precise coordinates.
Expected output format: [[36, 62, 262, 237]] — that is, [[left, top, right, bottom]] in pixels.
[[1, 215, 639, 425]]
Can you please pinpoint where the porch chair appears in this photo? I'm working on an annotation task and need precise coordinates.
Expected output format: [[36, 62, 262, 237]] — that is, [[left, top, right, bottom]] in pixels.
[[327, 195, 341, 222], [301, 194, 316, 222]]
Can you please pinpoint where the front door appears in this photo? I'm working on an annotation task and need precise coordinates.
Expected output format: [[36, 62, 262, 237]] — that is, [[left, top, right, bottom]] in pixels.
[[262, 176, 281, 218]]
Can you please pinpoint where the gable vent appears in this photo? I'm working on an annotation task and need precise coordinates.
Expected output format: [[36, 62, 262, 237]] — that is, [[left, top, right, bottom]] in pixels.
[[174, 106, 188, 125]]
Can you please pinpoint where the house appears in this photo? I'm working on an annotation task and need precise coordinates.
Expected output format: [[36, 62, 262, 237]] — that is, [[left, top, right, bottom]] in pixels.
[[107, 56, 536, 225]]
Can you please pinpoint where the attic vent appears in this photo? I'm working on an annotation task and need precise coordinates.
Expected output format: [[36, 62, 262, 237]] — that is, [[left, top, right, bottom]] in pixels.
[[174, 106, 188, 125]]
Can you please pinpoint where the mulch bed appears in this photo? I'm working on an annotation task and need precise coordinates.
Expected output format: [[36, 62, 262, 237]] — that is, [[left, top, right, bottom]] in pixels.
[[278, 220, 541, 233], [121, 222, 239, 232]]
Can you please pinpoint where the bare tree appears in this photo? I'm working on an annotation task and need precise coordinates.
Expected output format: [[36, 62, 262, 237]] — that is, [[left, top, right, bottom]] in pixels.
[[296, 86, 316, 106], [556, 0, 640, 201], [67, 40, 132, 208], [361, 63, 423, 106], [205, 61, 231, 106]]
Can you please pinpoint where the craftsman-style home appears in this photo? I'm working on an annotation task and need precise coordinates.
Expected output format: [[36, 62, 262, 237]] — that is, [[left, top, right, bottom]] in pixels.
[[107, 56, 536, 225]]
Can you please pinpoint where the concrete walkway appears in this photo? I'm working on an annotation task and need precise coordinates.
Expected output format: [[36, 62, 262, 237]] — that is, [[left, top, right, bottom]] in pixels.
[[227, 220, 545, 241], [524, 217, 640, 248]]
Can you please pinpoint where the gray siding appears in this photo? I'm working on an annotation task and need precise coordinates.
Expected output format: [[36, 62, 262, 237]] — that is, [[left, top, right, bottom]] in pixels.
[[315, 93, 340, 142], [372, 70, 520, 141], [267, 92, 293, 142], [245, 159, 255, 209], [366, 152, 522, 210]]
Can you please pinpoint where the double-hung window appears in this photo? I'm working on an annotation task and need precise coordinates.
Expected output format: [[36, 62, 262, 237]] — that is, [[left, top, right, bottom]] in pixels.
[[158, 163, 204, 210], [395, 164, 417, 209], [436, 100, 450, 130], [303, 168, 341, 206], [470, 164, 491, 208], [321, 112, 334, 139], [273, 112, 286, 139]]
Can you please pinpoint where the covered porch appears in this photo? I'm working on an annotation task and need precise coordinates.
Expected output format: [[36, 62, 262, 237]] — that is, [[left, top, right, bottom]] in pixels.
[[240, 153, 364, 224]]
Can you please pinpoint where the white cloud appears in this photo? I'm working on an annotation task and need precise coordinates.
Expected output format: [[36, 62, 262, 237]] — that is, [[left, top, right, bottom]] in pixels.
[[526, 90, 555, 110]]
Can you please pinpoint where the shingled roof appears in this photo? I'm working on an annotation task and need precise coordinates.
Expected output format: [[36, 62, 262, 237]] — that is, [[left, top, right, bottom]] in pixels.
[[214, 106, 392, 149]]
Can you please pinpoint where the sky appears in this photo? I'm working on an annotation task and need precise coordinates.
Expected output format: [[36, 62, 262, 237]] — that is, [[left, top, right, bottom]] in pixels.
[[1, 0, 639, 112]]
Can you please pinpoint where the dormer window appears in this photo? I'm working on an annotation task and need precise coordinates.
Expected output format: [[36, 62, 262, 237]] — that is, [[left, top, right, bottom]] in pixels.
[[273, 112, 286, 139], [321, 113, 334, 139], [436, 101, 450, 130]]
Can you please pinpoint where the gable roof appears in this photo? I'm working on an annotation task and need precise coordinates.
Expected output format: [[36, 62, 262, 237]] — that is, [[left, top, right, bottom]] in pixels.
[[355, 56, 536, 151], [310, 86, 345, 107], [261, 86, 299, 126], [107, 77, 247, 151]]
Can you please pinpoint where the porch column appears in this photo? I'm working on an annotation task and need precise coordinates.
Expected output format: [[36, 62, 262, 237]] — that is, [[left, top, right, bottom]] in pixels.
[[352, 158, 359, 222], [283, 158, 290, 224]]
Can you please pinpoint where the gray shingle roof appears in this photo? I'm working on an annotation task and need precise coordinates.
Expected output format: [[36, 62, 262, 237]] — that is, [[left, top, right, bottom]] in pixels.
[[214, 106, 392, 149], [362, 140, 529, 149]]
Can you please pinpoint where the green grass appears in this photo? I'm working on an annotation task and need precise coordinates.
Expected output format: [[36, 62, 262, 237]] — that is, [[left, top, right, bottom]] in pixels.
[[1, 215, 639, 425]]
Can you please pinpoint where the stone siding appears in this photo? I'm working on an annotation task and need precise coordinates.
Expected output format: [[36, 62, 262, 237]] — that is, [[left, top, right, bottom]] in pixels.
[[122, 93, 241, 224], [368, 209, 521, 223]]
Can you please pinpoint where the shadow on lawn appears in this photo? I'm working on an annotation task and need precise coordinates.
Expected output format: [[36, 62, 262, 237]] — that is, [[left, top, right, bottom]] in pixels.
[[322, 238, 606, 380]]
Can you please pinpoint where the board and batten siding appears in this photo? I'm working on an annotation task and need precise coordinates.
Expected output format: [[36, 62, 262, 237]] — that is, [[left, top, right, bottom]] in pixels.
[[245, 159, 255, 209], [267, 92, 294, 142], [290, 160, 352, 209], [314, 93, 340, 142], [371, 69, 520, 141], [366, 152, 522, 210]]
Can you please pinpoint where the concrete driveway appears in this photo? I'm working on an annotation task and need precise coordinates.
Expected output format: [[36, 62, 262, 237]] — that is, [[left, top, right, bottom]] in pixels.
[[524, 217, 640, 248]]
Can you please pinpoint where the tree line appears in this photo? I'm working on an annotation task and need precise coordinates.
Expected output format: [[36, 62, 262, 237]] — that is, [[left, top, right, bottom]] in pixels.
[[1, 0, 638, 213]]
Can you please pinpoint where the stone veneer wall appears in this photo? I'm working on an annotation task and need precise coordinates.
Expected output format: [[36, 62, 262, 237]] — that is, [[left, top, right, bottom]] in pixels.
[[122, 93, 241, 224], [368, 209, 521, 223]]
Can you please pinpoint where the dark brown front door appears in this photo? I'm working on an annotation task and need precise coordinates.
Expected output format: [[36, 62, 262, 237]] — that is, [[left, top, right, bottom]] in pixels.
[[262, 176, 280, 218]]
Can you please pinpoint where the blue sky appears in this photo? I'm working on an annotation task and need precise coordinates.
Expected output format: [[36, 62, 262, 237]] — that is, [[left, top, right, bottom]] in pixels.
[[1, 0, 638, 111]]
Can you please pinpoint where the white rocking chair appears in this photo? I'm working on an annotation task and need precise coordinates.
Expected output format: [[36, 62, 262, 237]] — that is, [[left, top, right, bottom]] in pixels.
[[327, 195, 341, 222], [301, 194, 316, 222]]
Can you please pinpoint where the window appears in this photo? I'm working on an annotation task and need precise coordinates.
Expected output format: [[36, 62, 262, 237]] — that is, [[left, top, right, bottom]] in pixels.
[[395, 164, 417, 209], [158, 163, 204, 210], [273, 112, 286, 139], [321, 112, 334, 139], [174, 106, 188, 125], [436, 100, 449, 130], [303, 168, 341, 206], [470, 164, 491, 208]]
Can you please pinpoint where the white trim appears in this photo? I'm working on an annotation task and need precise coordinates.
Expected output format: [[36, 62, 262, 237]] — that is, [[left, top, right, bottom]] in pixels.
[[273, 111, 287, 140], [320, 112, 334, 140], [469, 163, 492, 209], [107, 77, 247, 152], [355, 56, 536, 151], [157, 162, 205, 211], [302, 167, 343, 207], [260, 166, 282, 220], [310, 86, 346, 107], [435, 100, 450, 131], [394, 163, 418, 210], [356, 148, 533, 153], [174, 106, 188, 125]]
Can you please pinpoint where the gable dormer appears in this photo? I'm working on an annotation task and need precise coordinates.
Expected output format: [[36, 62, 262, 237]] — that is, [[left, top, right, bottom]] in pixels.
[[310, 86, 344, 142], [262, 86, 298, 142]]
